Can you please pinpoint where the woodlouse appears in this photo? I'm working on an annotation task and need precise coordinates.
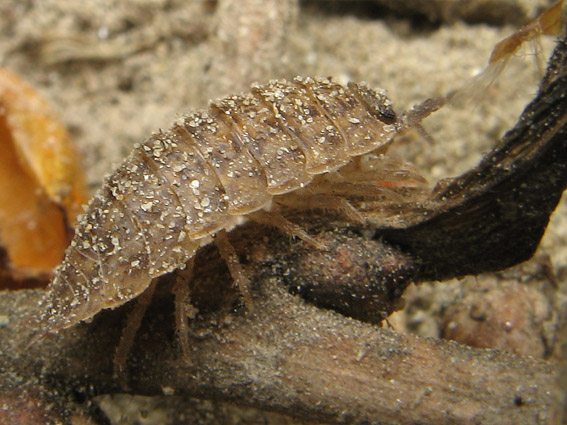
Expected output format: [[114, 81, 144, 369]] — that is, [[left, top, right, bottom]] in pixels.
[[38, 76, 441, 335]]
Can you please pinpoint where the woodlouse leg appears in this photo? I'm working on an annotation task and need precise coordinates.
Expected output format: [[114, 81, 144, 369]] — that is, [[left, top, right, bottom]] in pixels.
[[172, 258, 195, 365], [249, 210, 328, 250], [214, 230, 253, 308], [113, 278, 158, 390], [338, 170, 427, 188], [305, 182, 409, 201], [275, 193, 365, 223]]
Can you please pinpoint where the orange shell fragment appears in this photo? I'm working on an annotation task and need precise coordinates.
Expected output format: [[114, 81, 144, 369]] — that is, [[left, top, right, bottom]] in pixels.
[[0, 67, 89, 283]]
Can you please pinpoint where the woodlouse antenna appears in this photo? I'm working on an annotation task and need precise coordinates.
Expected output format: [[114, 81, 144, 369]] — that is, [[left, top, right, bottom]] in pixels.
[[400, 97, 447, 129], [398, 97, 447, 144], [488, 0, 564, 66], [449, 1, 566, 108]]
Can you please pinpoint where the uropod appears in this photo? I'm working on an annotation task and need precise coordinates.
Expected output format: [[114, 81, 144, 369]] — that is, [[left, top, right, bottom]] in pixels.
[[37, 76, 442, 338]]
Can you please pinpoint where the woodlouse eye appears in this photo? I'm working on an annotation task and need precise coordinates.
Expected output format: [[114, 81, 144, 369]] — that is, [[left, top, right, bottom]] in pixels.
[[347, 82, 397, 125], [374, 105, 397, 123]]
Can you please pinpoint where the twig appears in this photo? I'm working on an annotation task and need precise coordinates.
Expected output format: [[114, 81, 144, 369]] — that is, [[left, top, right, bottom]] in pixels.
[[0, 223, 557, 425]]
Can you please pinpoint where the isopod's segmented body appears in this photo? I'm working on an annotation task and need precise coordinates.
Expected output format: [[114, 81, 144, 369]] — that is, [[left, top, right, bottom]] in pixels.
[[40, 76, 408, 332]]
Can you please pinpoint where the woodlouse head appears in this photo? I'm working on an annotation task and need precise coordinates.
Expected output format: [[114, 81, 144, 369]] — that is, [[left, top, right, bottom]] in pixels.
[[347, 82, 397, 125]]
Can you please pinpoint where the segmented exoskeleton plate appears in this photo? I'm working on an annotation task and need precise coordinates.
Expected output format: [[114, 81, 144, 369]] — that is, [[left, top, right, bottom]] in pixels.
[[39, 76, 429, 333]]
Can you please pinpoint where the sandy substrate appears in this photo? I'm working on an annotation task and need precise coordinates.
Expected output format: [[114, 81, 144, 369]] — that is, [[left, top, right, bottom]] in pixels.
[[1, 1, 565, 423]]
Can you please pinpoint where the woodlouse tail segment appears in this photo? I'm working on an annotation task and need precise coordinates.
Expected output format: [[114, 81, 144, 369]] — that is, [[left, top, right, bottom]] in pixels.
[[37, 155, 207, 334], [37, 273, 87, 334]]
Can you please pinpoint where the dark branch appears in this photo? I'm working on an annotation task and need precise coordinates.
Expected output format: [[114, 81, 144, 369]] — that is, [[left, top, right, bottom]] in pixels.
[[379, 36, 567, 281]]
